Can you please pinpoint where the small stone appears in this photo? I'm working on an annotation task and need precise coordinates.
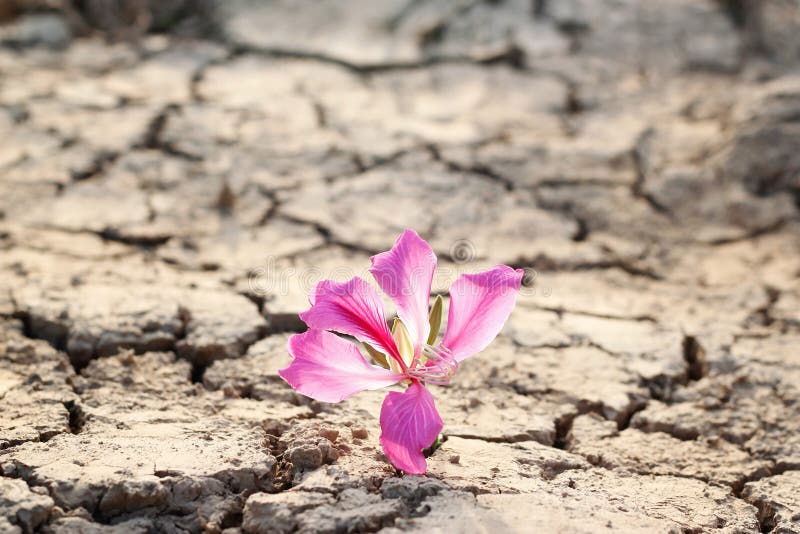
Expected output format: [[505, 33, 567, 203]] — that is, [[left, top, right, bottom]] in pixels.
[[286, 445, 325, 471], [319, 428, 339, 443], [351, 427, 369, 440]]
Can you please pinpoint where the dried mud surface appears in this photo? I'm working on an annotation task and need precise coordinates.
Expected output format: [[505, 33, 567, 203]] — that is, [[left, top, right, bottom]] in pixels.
[[1, 1, 800, 532]]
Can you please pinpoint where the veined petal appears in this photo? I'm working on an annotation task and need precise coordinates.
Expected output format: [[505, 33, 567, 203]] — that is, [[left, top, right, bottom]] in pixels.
[[280, 330, 404, 403], [300, 277, 402, 364], [379, 382, 443, 474], [441, 265, 523, 362], [370, 229, 437, 351]]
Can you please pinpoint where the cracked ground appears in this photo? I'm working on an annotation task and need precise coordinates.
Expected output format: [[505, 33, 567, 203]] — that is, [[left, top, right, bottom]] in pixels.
[[1, 0, 800, 532]]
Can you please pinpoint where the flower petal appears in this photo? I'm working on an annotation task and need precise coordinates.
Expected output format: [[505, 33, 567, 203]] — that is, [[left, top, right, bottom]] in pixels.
[[379, 382, 443, 474], [300, 277, 402, 364], [370, 229, 437, 350], [441, 265, 523, 362], [280, 330, 404, 403]]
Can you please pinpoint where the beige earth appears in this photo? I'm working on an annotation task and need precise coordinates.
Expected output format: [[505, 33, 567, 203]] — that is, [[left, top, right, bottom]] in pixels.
[[1, 1, 800, 532]]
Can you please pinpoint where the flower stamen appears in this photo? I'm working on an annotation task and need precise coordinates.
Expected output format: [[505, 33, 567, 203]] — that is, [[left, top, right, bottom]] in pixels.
[[407, 345, 459, 385]]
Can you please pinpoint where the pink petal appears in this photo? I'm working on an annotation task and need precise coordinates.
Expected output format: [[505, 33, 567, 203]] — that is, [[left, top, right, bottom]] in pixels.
[[280, 330, 404, 403], [370, 229, 437, 349], [300, 277, 402, 364], [379, 382, 443, 474], [441, 265, 523, 362]]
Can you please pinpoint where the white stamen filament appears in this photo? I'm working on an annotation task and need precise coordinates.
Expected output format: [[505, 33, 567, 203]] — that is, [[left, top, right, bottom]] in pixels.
[[406, 344, 458, 385]]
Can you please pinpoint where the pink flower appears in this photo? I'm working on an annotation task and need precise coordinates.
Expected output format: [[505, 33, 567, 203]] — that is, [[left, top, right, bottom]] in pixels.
[[279, 229, 523, 474]]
